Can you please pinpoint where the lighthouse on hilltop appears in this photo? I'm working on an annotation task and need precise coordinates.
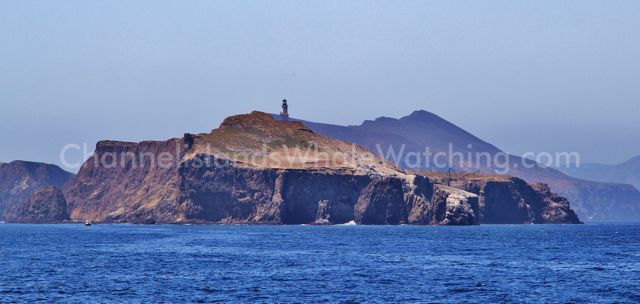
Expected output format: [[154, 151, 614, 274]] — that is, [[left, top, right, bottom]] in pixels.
[[280, 99, 289, 121]]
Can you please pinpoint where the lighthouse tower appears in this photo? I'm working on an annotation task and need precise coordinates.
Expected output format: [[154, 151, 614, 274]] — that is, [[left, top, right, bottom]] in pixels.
[[280, 99, 289, 120]]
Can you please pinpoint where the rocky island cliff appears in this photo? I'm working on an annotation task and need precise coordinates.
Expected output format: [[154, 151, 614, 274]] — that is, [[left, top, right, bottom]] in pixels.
[[0, 161, 74, 222], [56, 111, 580, 225], [423, 171, 581, 224], [4, 186, 69, 223]]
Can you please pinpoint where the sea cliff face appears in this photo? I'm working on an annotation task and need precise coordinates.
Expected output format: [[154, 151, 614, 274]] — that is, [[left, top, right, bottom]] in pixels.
[[423, 172, 581, 224], [61, 112, 580, 225], [63, 139, 186, 224], [462, 178, 581, 224], [64, 149, 479, 225]]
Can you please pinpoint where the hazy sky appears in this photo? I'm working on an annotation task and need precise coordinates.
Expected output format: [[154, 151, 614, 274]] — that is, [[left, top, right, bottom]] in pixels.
[[1, 0, 639, 171]]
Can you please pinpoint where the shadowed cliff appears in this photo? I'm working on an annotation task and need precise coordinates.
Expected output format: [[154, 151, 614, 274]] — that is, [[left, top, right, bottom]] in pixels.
[[0, 161, 74, 221]]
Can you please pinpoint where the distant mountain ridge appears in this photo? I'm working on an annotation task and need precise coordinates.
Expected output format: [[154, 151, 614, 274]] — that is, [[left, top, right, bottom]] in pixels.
[[275, 110, 640, 221], [558, 156, 640, 191], [286, 110, 502, 169]]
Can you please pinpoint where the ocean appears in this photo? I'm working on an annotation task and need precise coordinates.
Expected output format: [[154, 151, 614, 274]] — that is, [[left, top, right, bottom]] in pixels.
[[1, 223, 639, 303]]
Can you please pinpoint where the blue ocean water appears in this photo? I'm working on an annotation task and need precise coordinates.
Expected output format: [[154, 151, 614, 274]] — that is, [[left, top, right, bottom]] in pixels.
[[1, 224, 639, 303]]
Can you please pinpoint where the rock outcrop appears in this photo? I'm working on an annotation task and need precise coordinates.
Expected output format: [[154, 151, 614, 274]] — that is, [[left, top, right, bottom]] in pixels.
[[403, 175, 479, 225], [0, 161, 74, 221], [4, 186, 69, 223], [462, 177, 580, 224], [460, 176, 581, 224], [531, 183, 582, 224], [423, 172, 581, 224], [61, 111, 580, 225]]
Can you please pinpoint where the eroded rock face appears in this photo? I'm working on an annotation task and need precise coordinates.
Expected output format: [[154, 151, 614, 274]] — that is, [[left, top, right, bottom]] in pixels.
[[403, 175, 479, 225], [354, 177, 405, 225], [463, 177, 581, 224], [531, 183, 582, 224], [4, 186, 69, 223], [433, 186, 480, 225]]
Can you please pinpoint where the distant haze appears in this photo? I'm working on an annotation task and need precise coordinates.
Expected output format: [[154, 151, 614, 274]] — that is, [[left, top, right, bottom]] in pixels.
[[1, 0, 639, 171]]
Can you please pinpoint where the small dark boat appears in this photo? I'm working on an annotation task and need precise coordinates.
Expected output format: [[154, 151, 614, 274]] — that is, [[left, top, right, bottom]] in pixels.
[[84, 220, 92, 226]]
